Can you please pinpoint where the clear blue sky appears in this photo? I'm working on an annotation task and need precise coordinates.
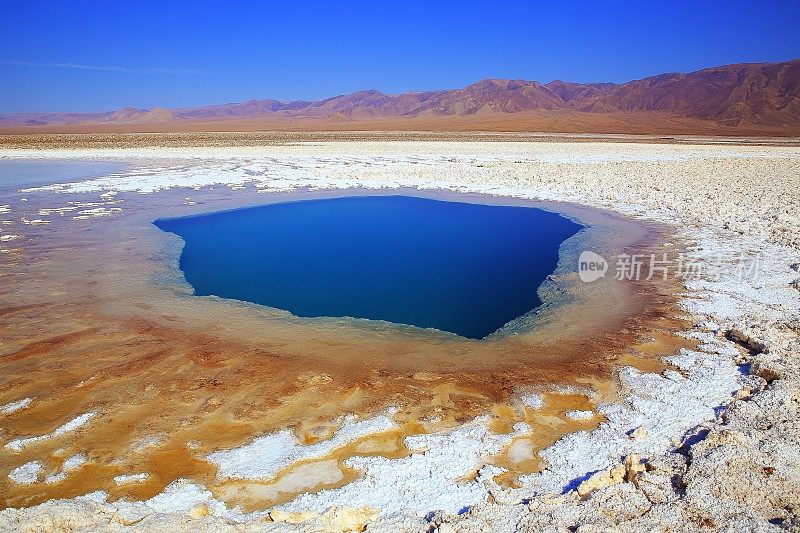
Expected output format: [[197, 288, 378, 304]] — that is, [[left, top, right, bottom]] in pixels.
[[1, 0, 799, 113]]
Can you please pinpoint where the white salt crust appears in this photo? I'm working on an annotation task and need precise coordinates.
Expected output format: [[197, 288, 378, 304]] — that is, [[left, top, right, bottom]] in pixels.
[[113, 473, 150, 485], [0, 397, 32, 414], [8, 461, 43, 485], [564, 410, 595, 421], [207, 412, 397, 481], [0, 141, 797, 526], [520, 393, 543, 410]]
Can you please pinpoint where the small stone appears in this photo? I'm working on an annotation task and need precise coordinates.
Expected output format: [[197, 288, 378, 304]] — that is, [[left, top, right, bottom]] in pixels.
[[630, 426, 648, 440], [751, 361, 781, 383], [727, 329, 768, 354], [735, 387, 751, 400], [624, 453, 646, 481]]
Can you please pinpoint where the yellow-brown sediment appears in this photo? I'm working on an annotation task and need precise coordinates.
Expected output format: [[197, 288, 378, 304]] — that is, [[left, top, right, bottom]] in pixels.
[[0, 185, 693, 510]]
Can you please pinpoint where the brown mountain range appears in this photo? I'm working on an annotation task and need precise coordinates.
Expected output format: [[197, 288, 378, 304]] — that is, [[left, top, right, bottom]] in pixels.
[[2, 59, 799, 135]]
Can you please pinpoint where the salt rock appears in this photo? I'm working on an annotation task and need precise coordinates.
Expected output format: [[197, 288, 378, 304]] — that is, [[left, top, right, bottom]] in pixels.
[[577, 454, 647, 498], [577, 465, 626, 498], [624, 453, 646, 481], [727, 328, 768, 354], [270, 509, 319, 524], [270, 506, 379, 531], [321, 506, 380, 532]]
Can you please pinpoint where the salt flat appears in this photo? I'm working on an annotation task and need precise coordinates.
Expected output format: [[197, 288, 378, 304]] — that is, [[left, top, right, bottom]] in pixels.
[[0, 138, 798, 531]]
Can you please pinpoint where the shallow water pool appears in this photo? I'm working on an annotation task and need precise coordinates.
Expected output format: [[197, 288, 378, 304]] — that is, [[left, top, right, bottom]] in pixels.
[[0, 159, 126, 188], [155, 195, 582, 339]]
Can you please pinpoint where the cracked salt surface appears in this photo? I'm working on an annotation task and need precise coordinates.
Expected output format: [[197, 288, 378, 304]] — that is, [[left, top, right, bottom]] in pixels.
[[277, 419, 521, 516], [208, 412, 397, 481], [509, 227, 796, 500], [518, 343, 741, 496], [8, 143, 798, 197]]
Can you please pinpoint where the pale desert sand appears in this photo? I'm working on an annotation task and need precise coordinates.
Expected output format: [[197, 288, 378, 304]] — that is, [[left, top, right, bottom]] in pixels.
[[0, 139, 798, 531]]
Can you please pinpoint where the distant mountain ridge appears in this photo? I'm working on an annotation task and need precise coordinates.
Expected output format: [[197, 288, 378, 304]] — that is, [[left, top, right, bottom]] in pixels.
[[2, 59, 799, 132]]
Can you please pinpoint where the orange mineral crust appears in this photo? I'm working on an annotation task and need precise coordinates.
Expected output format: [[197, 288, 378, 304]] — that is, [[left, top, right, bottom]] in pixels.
[[0, 184, 689, 510]]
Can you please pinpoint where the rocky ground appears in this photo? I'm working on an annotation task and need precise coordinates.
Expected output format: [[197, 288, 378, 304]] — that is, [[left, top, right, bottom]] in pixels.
[[0, 139, 798, 531]]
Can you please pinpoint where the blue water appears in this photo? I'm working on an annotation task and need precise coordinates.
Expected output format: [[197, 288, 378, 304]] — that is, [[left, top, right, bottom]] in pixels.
[[155, 196, 582, 339], [0, 160, 126, 188]]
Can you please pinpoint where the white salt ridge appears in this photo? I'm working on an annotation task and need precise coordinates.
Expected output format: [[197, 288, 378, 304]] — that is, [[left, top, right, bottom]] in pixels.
[[548, 384, 601, 400], [70, 418, 518, 520], [20, 218, 50, 225], [1, 397, 32, 414], [113, 473, 150, 485], [4, 412, 96, 452], [207, 411, 397, 481], [128, 434, 166, 452], [564, 410, 595, 420], [45, 453, 88, 484], [72, 207, 122, 220], [8, 461, 42, 485], [62, 453, 88, 471], [72, 480, 254, 524], [38, 206, 79, 215]]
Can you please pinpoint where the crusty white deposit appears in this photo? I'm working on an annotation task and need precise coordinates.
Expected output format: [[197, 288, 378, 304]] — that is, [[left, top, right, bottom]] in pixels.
[[0, 140, 798, 532]]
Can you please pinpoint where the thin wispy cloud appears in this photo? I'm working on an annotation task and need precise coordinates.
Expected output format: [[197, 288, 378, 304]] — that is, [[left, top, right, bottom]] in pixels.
[[0, 60, 203, 74]]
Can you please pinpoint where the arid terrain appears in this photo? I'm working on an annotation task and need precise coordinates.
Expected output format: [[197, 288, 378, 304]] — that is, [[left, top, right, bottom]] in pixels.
[[2, 60, 799, 136], [0, 134, 798, 531]]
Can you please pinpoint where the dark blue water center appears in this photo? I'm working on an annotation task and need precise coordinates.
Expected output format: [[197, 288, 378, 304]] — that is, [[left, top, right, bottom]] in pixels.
[[155, 196, 582, 339]]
